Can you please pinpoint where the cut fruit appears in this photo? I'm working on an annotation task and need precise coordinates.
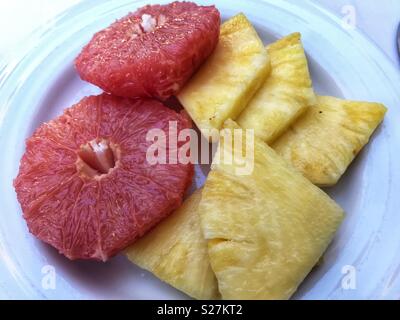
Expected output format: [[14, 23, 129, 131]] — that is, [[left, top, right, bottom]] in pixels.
[[14, 94, 193, 261], [199, 119, 344, 299], [178, 13, 270, 139], [237, 33, 316, 144], [76, 2, 220, 100], [272, 96, 387, 186], [126, 190, 219, 300]]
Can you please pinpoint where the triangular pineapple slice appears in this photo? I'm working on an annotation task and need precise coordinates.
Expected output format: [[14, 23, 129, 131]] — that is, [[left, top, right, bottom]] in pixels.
[[199, 119, 344, 300], [125, 190, 219, 300], [237, 33, 316, 144], [272, 96, 387, 186], [177, 13, 270, 139]]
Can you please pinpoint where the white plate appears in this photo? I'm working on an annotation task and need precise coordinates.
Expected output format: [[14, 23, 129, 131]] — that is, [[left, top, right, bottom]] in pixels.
[[1, 0, 400, 300]]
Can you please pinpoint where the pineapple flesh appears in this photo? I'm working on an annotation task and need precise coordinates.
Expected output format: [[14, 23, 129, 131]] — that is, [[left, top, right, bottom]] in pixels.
[[125, 190, 219, 300], [199, 119, 344, 300], [177, 13, 270, 139], [272, 96, 387, 186], [237, 33, 316, 144]]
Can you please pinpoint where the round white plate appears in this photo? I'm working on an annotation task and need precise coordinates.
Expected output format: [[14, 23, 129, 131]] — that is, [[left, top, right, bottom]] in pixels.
[[1, 0, 400, 300]]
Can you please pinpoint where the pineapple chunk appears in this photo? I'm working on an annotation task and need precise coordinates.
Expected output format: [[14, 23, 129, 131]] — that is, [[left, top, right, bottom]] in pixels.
[[125, 190, 219, 300], [237, 33, 316, 144], [272, 96, 387, 186], [177, 13, 270, 139], [199, 119, 344, 300]]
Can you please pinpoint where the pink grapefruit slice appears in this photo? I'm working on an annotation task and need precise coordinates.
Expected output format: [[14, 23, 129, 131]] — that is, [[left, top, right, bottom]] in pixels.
[[75, 2, 220, 100], [14, 93, 193, 261]]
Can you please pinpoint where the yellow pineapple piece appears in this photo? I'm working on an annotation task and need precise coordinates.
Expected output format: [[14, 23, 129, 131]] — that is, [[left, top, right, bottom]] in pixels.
[[125, 190, 219, 300], [237, 33, 316, 144], [199, 119, 344, 300], [177, 13, 270, 139], [272, 96, 387, 186]]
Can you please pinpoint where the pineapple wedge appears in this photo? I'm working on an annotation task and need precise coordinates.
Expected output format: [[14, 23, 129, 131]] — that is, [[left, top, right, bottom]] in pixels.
[[199, 119, 344, 300], [272, 96, 387, 186], [177, 13, 270, 139], [125, 190, 219, 300], [237, 33, 316, 144]]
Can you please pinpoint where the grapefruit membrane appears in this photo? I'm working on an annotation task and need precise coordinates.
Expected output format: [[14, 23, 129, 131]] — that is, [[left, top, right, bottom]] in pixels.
[[75, 1, 221, 100], [14, 94, 194, 261]]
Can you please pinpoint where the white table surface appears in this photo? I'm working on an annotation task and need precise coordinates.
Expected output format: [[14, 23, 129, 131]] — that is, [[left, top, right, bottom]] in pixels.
[[0, 0, 399, 65]]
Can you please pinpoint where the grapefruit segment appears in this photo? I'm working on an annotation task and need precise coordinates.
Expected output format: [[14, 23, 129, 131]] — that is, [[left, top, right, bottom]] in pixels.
[[15, 137, 77, 215]]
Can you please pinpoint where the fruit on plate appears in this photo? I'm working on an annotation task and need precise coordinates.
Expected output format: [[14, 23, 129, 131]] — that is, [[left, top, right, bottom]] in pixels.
[[126, 189, 219, 300], [75, 2, 220, 100], [199, 119, 344, 299], [272, 95, 387, 186], [178, 13, 270, 139], [14, 94, 193, 261], [237, 33, 316, 144]]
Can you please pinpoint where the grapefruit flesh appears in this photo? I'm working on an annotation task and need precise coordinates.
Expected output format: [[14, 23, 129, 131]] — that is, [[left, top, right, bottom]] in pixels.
[[75, 1, 220, 100], [14, 94, 194, 261]]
